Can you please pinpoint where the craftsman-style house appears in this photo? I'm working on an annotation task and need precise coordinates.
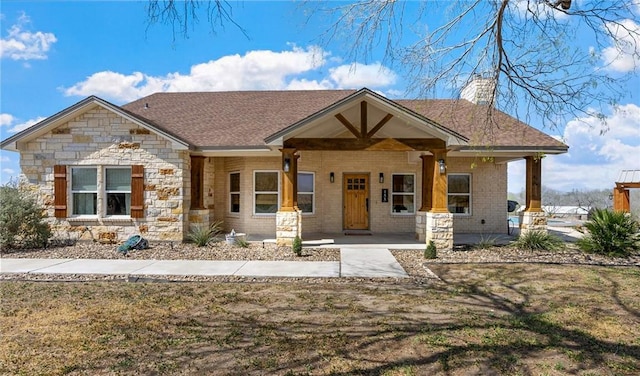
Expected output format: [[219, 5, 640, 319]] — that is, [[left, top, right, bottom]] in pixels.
[[1, 80, 568, 249]]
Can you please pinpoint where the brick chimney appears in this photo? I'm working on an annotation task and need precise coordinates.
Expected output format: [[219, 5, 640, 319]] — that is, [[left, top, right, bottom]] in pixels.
[[461, 75, 496, 105]]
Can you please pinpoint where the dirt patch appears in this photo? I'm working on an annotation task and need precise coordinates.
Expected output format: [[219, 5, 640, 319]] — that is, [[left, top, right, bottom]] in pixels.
[[1, 264, 639, 375]]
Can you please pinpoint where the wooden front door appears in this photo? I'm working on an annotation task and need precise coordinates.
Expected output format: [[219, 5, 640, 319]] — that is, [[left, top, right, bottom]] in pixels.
[[343, 174, 369, 230]]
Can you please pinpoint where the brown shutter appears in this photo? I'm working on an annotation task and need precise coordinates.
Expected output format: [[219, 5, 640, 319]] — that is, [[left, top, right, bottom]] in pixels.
[[190, 156, 205, 209], [130, 165, 144, 218], [53, 165, 67, 218]]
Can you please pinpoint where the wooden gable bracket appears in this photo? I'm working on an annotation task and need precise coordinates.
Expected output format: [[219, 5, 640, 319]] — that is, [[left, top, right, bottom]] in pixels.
[[334, 101, 394, 140]]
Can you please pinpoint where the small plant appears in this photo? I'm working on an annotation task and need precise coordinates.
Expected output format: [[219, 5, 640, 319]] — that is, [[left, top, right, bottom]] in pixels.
[[577, 209, 640, 257], [424, 241, 437, 259], [513, 230, 564, 251], [292, 236, 303, 256], [0, 182, 51, 249], [187, 221, 223, 247], [475, 235, 497, 250], [235, 236, 250, 248]]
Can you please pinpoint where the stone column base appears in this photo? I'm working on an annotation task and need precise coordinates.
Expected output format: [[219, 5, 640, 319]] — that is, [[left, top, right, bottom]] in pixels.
[[519, 211, 547, 235], [415, 211, 427, 242], [426, 212, 453, 251], [276, 210, 301, 246]]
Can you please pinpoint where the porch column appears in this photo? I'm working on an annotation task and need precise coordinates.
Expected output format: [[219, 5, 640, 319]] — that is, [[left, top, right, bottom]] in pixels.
[[613, 185, 630, 212], [426, 150, 453, 251], [416, 155, 434, 241], [277, 148, 301, 246], [519, 156, 547, 234]]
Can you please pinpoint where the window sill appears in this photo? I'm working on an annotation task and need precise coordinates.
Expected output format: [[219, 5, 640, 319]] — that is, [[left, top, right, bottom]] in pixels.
[[67, 217, 133, 223]]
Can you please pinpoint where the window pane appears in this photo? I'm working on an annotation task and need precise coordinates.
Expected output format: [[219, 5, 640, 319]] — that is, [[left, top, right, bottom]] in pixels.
[[231, 193, 240, 213], [72, 168, 97, 191], [448, 195, 470, 214], [230, 173, 240, 192], [255, 194, 278, 213], [73, 193, 96, 215], [392, 195, 415, 213], [106, 168, 131, 191], [298, 193, 313, 213], [448, 175, 470, 194], [107, 193, 130, 215], [298, 173, 314, 193], [255, 172, 278, 192], [392, 175, 414, 193]]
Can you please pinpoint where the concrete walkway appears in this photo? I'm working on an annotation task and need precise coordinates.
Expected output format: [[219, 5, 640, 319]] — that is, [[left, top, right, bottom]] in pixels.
[[0, 248, 408, 279]]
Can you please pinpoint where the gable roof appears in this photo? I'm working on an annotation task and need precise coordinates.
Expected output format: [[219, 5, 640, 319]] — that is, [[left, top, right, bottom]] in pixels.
[[263, 88, 469, 148], [0, 96, 190, 151], [121, 89, 566, 153], [2, 89, 568, 155]]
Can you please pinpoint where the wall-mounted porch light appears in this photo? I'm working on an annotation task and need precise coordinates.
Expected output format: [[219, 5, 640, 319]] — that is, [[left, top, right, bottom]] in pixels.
[[330, 172, 335, 183], [438, 159, 447, 175], [283, 156, 291, 172], [379, 172, 384, 183]]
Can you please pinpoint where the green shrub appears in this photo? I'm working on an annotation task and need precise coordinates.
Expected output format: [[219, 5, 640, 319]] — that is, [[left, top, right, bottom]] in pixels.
[[424, 241, 437, 259], [0, 183, 51, 249], [292, 236, 303, 256], [514, 230, 564, 251], [187, 221, 223, 247], [577, 209, 640, 257]]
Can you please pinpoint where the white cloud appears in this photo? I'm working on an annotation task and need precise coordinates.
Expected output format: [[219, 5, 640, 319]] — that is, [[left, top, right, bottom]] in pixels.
[[0, 113, 15, 126], [601, 19, 640, 72], [2, 168, 16, 175], [62, 47, 399, 102], [0, 13, 57, 60], [328, 62, 397, 89], [509, 103, 640, 193], [0, 114, 45, 133]]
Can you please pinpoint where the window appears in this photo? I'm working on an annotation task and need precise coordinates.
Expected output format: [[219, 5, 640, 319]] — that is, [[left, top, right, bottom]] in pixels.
[[105, 167, 131, 216], [72, 167, 97, 215], [391, 174, 415, 214], [297, 172, 314, 214], [254, 171, 279, 214], [55, 165, 143, 219], [230, 172, 240, 213], [448, 174, 471, 214]]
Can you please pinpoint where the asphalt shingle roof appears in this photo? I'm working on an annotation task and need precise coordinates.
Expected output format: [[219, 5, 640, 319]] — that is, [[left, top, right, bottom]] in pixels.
[[121, 90, 567, 150]]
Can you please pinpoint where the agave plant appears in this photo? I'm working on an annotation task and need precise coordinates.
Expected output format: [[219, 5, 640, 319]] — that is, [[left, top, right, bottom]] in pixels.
[[513, 230, 564, 251], [577, 209, 640, 257], [187, 221, 223, 247]]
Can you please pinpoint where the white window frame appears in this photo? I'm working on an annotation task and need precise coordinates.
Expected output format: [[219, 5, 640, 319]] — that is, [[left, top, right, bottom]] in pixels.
[[71, 166, 98, 217], [447, 173, 472, 215], [297, 171, 315, 215], [253, 170, 280, 216], [229, 172, 241, 214], [391, 173, 416, 215], [104, 166, 132, 217]]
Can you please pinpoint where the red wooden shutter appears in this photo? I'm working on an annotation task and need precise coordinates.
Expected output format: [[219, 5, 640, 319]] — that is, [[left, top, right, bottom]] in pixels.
[[130, 165, 144, 218], [53, 165, 67, 218]]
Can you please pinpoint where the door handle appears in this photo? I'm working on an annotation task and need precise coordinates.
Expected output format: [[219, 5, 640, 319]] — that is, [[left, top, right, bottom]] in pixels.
[[366, 198, 369, 212]]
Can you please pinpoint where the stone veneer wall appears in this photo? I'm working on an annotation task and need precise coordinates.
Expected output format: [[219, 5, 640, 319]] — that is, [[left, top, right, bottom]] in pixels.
[[206, 152, 508, 236], [18, 107, 189, 243]]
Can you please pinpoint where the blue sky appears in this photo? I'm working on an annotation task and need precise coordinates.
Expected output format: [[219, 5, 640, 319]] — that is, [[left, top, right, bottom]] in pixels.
[[1, 1, 639, 193]]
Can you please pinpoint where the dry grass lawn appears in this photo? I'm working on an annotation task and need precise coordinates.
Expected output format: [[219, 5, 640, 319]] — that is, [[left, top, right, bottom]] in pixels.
[[1, 264, 639, 375]]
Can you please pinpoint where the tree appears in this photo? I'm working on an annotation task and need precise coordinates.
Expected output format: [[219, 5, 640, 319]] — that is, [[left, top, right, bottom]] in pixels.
[[147, 1, 639, 133]]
